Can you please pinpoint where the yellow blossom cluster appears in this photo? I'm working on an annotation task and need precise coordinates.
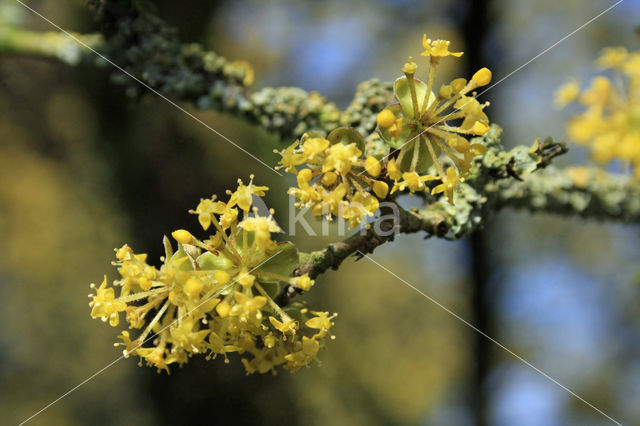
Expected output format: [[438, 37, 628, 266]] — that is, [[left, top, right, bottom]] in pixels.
[[376, 35, 491, 204], [556, 46, 640, 177], [276, 133, 390, 228], [89, 176, 335, 374]]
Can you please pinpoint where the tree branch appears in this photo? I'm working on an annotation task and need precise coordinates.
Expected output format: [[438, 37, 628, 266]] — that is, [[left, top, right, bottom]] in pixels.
[[492, 166, 640, 222], [0, 27, 102, 65]]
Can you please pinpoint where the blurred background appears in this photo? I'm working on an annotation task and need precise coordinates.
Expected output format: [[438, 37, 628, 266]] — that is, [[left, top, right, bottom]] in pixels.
[[1, 0, 639, 425]]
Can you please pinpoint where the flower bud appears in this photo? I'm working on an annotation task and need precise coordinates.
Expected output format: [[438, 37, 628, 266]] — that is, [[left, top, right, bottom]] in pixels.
[[451, 78, 467, 93], [321, 171, 338, 186], [472, 67, 492, 87], [372, 181, 389, 199], [439, 84, 453, 98], [216, 300, 230, 318], [377, 109, 396, 128], [184, 278, 203, 296], [387, 158, 402, 180], [215, 270, 231, 285], [238, 273, 255, 288], [172, 229, 193, 244], [365, 156, 382, 177], [297, 168, 313, 185]]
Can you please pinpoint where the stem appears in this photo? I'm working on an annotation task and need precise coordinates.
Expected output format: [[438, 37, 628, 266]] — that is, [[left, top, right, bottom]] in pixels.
[[410, 138, 420, 172], [138, 300, 170, 344], [433, 138, 465, 169], [434, 91, 465, 117], [255, 271, 291, 282], [396, 145, 408, 168], [435, 124, 476, 135], [438, 110, 467, 122], [421, 63, 436, 116], [424, 136, 445, 179], [254, 282, 291, 320], [118, 288, 170, 303], [405, 73, 420, 118]]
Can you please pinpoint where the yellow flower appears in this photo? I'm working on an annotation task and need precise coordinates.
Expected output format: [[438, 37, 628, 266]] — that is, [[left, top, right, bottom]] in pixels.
[[391, 172, 437, 194], [454, 97, 489, 130], [297, 167, 313, 185], [301, 137, 330, 160], [190, 198, 227, 230], [227, 175, 268, 212], [305, 311, 336, 339], [89, 276, 127, 326], [275, 140, 305, 174], [269, 316, 298, 334], [432, 167, 462, 204], [115, 330, 140, 356], [239, 216, 281, 251], [596, 46, 628, 69], [169, 315, 209, 353], [451, 78, 467, 93], [219, 207, 239, 229], [230, 291, 267, 319], [559, 46, 640, 175], [554, 79, 580, 108], [580, 76, 614, 106], [284, 336, 320, 370], [344, 192, 379, 228], [322, 143, 362, 175], [115, 244, 133, 261], [137, 345, 169, 373], [421, 35, 463, 62]]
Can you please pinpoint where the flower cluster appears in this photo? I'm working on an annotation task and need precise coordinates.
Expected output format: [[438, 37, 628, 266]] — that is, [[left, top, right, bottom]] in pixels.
[[376, 35, 491, 203], [89, 176, 335, 374], [556, 46, 640, 177], [276, 131, 390, 228]]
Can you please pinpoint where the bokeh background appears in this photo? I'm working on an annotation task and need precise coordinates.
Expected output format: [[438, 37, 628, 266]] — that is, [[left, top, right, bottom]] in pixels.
[[1, 0, 640, 425]]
